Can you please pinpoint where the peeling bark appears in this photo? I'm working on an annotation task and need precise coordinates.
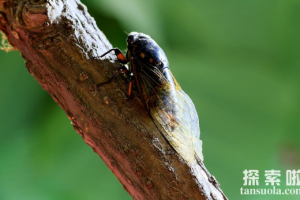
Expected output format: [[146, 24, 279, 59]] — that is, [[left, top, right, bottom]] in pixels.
[[0, 0, 228, 199]]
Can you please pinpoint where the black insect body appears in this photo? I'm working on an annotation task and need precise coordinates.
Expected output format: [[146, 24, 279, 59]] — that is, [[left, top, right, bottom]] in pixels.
[[100, 32, 203, 164]]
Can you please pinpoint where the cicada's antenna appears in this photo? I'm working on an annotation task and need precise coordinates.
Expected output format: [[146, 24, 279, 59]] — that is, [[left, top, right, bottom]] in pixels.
[[124, 31, 129, 35]]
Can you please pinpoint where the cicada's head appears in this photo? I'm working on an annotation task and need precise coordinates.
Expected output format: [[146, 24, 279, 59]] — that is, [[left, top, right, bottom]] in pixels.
[[126, 32, 150, 51]]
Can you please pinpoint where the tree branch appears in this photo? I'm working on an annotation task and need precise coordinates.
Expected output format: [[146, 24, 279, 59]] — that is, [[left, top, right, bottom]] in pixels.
[[0, 0, 228, 199]]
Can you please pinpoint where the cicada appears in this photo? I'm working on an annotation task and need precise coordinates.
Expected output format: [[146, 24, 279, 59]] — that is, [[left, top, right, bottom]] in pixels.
[[99, 32, 203, 164]]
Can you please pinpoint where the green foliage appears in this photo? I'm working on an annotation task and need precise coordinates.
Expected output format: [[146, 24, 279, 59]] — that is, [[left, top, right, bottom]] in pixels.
[[1, 1, 300, 199], [0, 31, 14, 52]]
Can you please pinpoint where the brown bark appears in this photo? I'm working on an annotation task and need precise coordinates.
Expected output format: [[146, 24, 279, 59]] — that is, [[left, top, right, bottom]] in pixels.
[[0, 0, 228, 199]]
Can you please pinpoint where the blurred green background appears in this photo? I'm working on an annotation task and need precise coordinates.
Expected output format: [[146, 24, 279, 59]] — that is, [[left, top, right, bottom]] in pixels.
[[1, 0, 300, 199]]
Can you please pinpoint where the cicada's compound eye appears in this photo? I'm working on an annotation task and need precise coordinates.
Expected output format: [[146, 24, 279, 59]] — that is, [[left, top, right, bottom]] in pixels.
[[127, 32, 139, 45], [127, 35, 134, 44]]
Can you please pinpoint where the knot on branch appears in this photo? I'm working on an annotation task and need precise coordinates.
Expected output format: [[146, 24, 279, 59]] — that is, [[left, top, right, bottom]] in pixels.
[[22, 1, 48, 30], [19, 0, 64, 31]]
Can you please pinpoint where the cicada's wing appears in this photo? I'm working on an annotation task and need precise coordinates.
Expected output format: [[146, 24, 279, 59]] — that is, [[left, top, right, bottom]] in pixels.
[[173, 87, 203, 162], [135, 59, 203, 163]]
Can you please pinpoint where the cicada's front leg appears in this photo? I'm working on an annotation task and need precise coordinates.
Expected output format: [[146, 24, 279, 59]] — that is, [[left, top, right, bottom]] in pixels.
[[100, 48, 128, 64], [92, 48, 127, 64], [94, 48, 134, 98], [94, 48, 129, 87]]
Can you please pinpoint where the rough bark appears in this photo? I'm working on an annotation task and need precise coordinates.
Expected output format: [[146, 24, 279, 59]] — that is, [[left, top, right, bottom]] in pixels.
[[0, 0, 228, 199]]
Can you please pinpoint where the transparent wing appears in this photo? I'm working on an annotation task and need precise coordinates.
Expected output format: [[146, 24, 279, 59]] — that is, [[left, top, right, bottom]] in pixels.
[[134, 59, 203, 163]]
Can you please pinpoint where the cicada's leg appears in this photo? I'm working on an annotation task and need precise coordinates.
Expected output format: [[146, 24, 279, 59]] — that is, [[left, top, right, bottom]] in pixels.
[[93, 48, 135, 99], [92, 48, 127, 64], [97, 65, 129, 87], [128, 74, 134, 96], [93, 48, 129, 88]]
